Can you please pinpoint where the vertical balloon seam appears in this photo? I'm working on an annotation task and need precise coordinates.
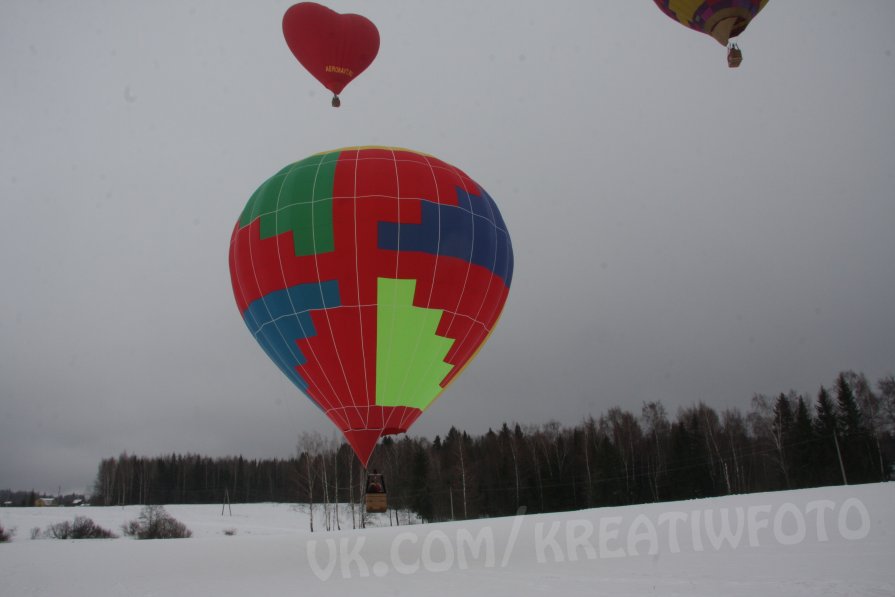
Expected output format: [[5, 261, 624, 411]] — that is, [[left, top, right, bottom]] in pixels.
[[349, 150, 373, 425], [401, 156, 457, 426], [401, 155, 444, 427], [387, 157, 433, 416], [242, 165, 329, 412], [272, 157, 336, 413], [378, 151, 407, 433], [297, 152, 338, 418], [272, 158, 340, 417], [324, 150, 358, 428], [377, 151, 407, 433], [421, 155, 444, 312], [366, 151, 390, 435], [465, 184, 501, 356], [320, 151, 367, 430], [473, 182, 512, 318], [437, 163, 477, 346], [359, 149, 377, 431], [231, 186, 288, 401], [477, 186, 509, 335], [416, 161, 492, 418], [378, 148, 403, 439], [312, 152, 364, 428], [370, 149, 399, 440], [235, 165, 321, 412], [299, 157, 345, 420], [331, 150, 362, 421], [462, 185, 501, 364], [387, 152, 448, 432], [413, 160, 479, 420], [466, 184, 513, 384], [448, 162, 481, 349], [396, 153, 449, 430], [297, 156, 344, 419]]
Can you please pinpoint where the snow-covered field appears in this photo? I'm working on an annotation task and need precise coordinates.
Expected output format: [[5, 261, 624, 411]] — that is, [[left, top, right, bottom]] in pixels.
[[2, 483, 893, 596]]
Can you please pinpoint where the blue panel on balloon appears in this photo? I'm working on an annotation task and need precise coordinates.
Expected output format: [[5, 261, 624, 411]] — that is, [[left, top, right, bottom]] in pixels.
[[242, 280, 340, 399], [377, 186, 513, 287]]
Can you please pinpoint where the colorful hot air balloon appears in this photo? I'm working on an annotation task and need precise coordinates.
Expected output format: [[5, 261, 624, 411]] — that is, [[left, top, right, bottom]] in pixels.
[[282, 2, 380, 106], [229, 147, 514, 466], [653, 0, 769, 67]]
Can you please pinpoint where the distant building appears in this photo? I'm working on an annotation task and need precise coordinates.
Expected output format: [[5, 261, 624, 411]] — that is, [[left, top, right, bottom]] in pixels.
[[35, 497, 56, 507]]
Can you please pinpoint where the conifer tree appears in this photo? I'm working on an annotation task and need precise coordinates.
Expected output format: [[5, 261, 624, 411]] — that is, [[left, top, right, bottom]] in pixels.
[[814, 386, 843, 485], [835, 372, 864, 437], [791, 397, 816, 487], [835, 372, 880, 482], [772, 393, 795, 487]]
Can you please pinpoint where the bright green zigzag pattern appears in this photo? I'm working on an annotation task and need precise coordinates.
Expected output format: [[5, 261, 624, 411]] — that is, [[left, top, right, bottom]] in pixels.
[[376, 278, 456, 409], [238, 151, 338, 256]]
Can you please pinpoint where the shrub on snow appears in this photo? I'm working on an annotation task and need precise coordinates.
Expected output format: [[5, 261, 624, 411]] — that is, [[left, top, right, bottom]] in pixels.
[[122, 505, 192, 539], [45, 516, 117, 539]]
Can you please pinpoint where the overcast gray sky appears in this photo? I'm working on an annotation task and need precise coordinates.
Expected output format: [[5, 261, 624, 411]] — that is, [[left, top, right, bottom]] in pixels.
[[2, 1, 894, 494]]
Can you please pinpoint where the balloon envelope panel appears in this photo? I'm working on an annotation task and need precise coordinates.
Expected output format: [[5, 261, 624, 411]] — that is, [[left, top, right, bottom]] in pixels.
[[653, 0, 769, 45], [229, 148, 513, 465]]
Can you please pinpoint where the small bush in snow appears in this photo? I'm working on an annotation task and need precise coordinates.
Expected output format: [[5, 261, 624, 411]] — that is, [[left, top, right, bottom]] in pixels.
[[45, 516, 117, 539], [0, 523, 13, 542], [223, 527, 237, 536], [122, 505, 192, 539]]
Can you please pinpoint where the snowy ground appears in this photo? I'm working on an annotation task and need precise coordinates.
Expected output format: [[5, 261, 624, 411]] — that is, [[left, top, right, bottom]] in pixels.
[[1, 483, 893, 596]]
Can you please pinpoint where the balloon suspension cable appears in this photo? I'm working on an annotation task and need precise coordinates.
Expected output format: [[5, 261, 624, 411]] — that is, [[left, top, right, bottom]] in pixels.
[[331, 94, 341, 108]]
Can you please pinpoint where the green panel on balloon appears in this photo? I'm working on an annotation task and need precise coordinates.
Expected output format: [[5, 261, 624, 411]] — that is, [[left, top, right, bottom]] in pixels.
[[376, 278, 455, 409], [237, 151, 338, 257]]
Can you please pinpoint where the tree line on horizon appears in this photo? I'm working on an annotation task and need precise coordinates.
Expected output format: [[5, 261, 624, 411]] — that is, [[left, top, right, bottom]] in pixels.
[[86, 370, 894, 524]]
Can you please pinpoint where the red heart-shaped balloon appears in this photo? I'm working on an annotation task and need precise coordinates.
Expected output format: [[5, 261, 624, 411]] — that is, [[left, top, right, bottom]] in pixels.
[[283, 3, 380, 102]]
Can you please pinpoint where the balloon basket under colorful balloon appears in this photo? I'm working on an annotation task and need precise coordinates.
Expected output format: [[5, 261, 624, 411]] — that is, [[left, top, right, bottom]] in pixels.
[[365, 493, 387, 513], [365, 472, 387, 513], [728, 44, 743, 68]]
